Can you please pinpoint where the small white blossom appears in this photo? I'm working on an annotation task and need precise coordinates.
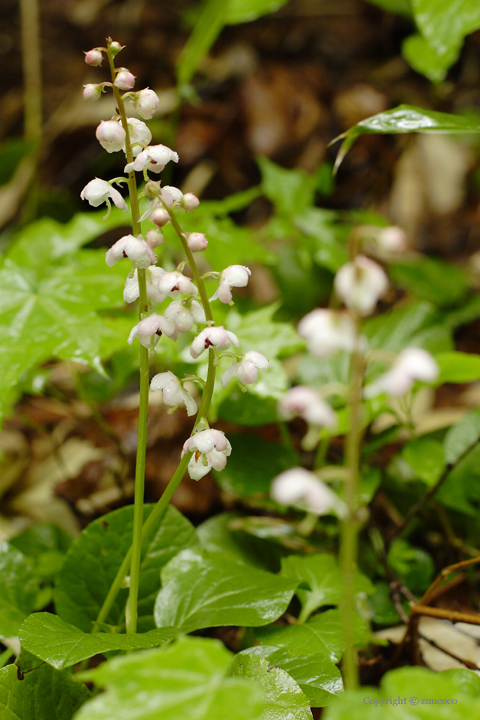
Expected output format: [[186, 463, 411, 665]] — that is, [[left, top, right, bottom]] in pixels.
[[150, 371, 197, 416], [279, 386, 336, 427], [165, 300, 206, 333], [160, 186, 183, 208], [124, 118, 152, 157], [182, 429, 232, 480], [297, 309, 358, 358], [187, 232, 208, 252], [334, 255, 388, 316], [364, 348, 439, 398], [80, 178, 127, 211], [190, 326, 239, 360], [115, 70, 135, 90], [106, 234, 156, 268], [96, 120, 126, 153], [84, 48, 103, 66], [377, 226, 408, 253], [211, 265, 251, 304], [124, 272, 139, 303], [221, 351, 269, 388], [146, 228, 164, 248], [83, 83, 102, 102], [132, 88, 159, 119], [128, 313, 177, 348], [125, 144, 179, 174], [271, 468, 338, 515], [150, 271, 198, 304]]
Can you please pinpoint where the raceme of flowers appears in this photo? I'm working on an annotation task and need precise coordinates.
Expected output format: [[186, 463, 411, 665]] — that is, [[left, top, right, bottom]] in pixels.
[[81, 39, 269, 481]]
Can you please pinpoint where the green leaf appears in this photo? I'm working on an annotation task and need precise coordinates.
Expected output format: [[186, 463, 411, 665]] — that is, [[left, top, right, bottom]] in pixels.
[[444, 409, 480, 464], [76, 636, 264, 720], [226, 0, 290, 24], [258, 157, 318, 215], [435, 352, 480, 383], [0, 542, 39, 639], [390, 257, 469, 308], [387, 539, 435, 593], [226, 303, 304, 359], [55, 504, 197, 633], [294, 208, 349, 272], [19, 612, 176, 670], [231, 654, 311, 720], [364, 301, 438, 351], [333, 105, 480, 171], [154, 548, 297, 633], [9, 523, 72, 559], [0, 662, 90, 720], [412, 0, 480, 58], [213, 433, 299, 498], [365, 0, 412, 15], [281, 554, 373, 622], [401, 438, 445, 486], [402, 33, 461, 82], [176, 0, 229, 89], [437, 442, 480, 515]]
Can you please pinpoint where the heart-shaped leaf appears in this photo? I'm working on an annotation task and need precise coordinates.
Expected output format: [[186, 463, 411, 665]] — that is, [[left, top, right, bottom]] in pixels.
[[0, 542, 38, 638]]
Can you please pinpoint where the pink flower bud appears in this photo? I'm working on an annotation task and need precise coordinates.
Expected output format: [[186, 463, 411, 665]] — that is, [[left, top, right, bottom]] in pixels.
[[377, 226, 408, 253], [152, 208, 170, 227], [146, 228, 164, 248], [115, 70, 136, 90], [187, 233, 208, 252], [83, 84, 102, 102], [182, 193, 200, 211], [84, 49, 103, 66], [96, 120, 126, 153], [133, 88, 159, 120]]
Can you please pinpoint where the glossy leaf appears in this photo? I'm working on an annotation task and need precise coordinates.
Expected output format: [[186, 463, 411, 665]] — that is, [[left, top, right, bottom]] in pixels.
[[231, 654, 312, 720], [55, 505, 197, 633], [412, 0, 480, 58], [390, 257, 469, 308], [443, 409, 480, 464], [332, 105, 480, 171], [387, 539, 435, 593], [437, 443, 480, 516], [402, 33, 461, 82], [435, 352, 480, 383], [154, 548, 297, 633], [0, 662, 90, 720], [226, 303, 304, 359], [401, 438, 445, 486], [76, 636, 264, 720], [19, 612, 176, 670], [258, 157, 318, 215], [0, 542, 38, 638]]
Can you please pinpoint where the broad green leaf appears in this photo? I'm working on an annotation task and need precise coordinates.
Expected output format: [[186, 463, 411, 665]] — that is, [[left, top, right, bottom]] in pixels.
[[0, 662, 90, 720], [444, 408, 480, 464], [387, 539, 435, 594], [55, 505, 197, 633], [0, 543, 38, 638], [231, 654, 311, 720], [390, 257, 469, 307], [401, 438, 445, 486], [294, 208, 349, 272], [19, 612, 176, 670], [402, 33, 461, 82], [226, 0, 290, 24], [436, 442, 480, 515], [77, 636, 264, 720], [218, 389, 280, 426], [9, 523, 72, 581], [365, 300, 450, 353], [154, 548, 297, 633], [412, 0, 480, 58], [324, 666, 480, 720], [258, 157, 318, 215], [435, 352, 480, 383], [281, 554, 373, 622], [333, 105, 480, 171], [213, 433, 299, 498], [226, 303, 304, 359]]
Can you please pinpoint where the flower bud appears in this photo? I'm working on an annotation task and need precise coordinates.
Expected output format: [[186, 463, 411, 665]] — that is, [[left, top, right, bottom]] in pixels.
[[187, 232, 208, 252], [182, 193, 200, 211], [133, 88, 159, 119], [83, 83, 102, 102], [109, 41, 124, 57], [377, 226, 408, 253], [96, 120, 126, 153], [115, 70, 136, 90], [152, 208, 170, 227], [146, 228, 164, 248], [84, 49, 103, 66]]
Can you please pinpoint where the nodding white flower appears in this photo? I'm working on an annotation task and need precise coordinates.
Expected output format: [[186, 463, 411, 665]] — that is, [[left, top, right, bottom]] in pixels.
[[271, 468, 338, 515], [160, 186, 183, 208], [279, 386, 336, 428], [83, 83, 102, 102], [182, 193, 200, 211], [221, 351, 269, 388], [123, 266, 169, 303], [106, 234, 156, 268], [150, 371, 197, 417], [114, 70, 135, 90], [187, 232, 208, 252], [124, 118, 152, 157], [190, 326, 239, 360], [182, 429, 232, 480], [377, 226, 408, 253], [165, 300, 207, 333], [334, 255, 388, 316], [128, 313, 177, 348], [125, 144, 179, 174], [297, 309, 358, 358], [364, 348, 439, 398], [132, 88, 160, 119], [80, 178, 127, 211], [146, 228, 164, 248], [124, 272, 139, 303], [96, 120, 126, 153], [84, 48, 103, 66], [211, 265, 251, 304], [149, 271, 198, 304]]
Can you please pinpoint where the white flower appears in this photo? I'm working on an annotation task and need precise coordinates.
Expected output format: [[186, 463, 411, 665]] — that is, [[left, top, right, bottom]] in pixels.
[[279, 386, 336, 427], [182, 193, 200, 211], [84, 48, 103, 66], [149, 271, 198, 304], [124, 118, 152, 157], [377, 226, 408, 253], [146, 228, 164, 248], [334, 255, 388, 316], [160, 185, 184, 208], [132, 88, 159, 119], [297, 309, 358, 358], [128, 313, 177, 348], [221, 351, 269, 388], [106, 234, 156, 268], [114, 70, 135, 90], [187, 233, 208, 252], [190, 326, 239, 360], [364, 348, 439, 398], [123, 266, 171, 303], [80, 178, 127, 211], [125, 144, 179, 174], [83, 83, 102, 102], [95, 120, 126, 153], [271, 468, 338, 515], [150, 371, 197, 416], [164, 300, 206, 333], [182, 429, 232, 480], [211, 265, 251, 304]]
